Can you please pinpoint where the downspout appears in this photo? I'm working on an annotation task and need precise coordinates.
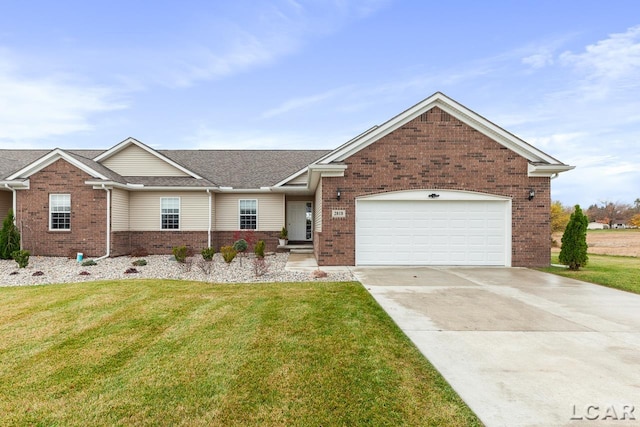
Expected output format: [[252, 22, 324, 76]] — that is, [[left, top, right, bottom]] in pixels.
[[95, 184, 111, 261], [4, 184, 18, 249], [207, 189, 212, 248]]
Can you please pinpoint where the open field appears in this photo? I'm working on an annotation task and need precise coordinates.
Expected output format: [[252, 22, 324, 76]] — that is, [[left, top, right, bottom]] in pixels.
[[552, 229, 640, 257], [0, 280, 479, 427]]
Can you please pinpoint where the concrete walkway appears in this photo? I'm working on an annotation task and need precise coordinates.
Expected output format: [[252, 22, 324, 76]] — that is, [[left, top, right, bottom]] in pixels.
[[352, 266, 640, 427], [284, 252, 352, 273]]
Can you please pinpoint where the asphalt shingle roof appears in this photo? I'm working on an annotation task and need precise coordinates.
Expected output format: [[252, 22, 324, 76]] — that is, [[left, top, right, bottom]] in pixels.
[[0, 148, 330, 188]]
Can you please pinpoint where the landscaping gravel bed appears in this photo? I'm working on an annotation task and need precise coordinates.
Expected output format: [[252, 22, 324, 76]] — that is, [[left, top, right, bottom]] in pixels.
[[0, 253, 354, 287]]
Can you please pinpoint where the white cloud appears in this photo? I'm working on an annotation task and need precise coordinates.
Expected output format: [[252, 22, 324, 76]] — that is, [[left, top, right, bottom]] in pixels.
[[261, 87, 348, 118], [0, 55, 127, 147], [522, 52, 554, 69]]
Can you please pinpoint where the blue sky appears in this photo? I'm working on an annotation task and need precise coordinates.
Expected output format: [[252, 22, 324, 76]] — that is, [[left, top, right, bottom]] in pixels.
[[1, 0, 639, 208]]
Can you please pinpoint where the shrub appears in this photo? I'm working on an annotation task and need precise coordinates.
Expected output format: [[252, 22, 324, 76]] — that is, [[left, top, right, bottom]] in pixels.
[[559, 205, 589, 271], [132, 259, 147, 266], [172, 245, 188, 263], [220, 246, 237, 264], [254, 240, 265, 258], [233, 239, 248, 253], [82, 259, 97, 267], [130, 247, 149, 257], [0, 210, 20, 260], [201, 247, 215, 261], [12, 250, 30, 268]]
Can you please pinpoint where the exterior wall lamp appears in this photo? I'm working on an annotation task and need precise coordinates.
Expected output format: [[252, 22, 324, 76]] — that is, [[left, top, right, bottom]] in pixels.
[[528, 189, 535, 201], [336, 189, 341, 201]]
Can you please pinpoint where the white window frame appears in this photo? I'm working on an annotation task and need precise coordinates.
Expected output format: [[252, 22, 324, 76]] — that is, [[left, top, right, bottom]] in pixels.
[[160, 197, 181, 230], [49, 194, 71, 231], [239, 199, 258, 230]]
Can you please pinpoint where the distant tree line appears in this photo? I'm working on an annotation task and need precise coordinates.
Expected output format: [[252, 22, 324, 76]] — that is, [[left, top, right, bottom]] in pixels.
[[552, 199, 640, 232]]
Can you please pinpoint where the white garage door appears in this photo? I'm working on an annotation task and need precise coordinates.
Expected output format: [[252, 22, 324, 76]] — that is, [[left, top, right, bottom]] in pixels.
[[356, 191, 511, 266]]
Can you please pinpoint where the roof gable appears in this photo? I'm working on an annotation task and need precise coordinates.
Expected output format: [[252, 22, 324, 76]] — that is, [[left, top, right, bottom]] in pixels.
[[7, 149, 110, 180], [94, 137, 202, 179], [315, 92, 573, 176]]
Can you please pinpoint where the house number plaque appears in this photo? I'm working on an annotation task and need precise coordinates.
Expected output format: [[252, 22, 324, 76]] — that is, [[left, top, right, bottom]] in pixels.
[[332, 209, 346, 218]]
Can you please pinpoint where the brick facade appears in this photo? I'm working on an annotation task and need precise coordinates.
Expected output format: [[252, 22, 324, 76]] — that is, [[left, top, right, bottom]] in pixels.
[[314, 107, 550, 267], [16, 159, 108, 257]]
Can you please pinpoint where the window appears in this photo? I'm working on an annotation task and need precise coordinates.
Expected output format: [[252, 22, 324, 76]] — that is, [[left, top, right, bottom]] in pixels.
[[239, 199, 257, 230], [50, 194, 71, 230], [161, 197, 180, 230]]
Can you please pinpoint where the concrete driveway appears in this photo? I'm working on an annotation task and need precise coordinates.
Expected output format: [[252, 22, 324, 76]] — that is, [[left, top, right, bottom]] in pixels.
[[352, 267, 640, 427]]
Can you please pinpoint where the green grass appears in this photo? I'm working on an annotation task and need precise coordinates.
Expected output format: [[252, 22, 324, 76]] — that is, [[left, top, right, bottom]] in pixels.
[[541, 254, 640, 295], [0, 280, 480, 426]]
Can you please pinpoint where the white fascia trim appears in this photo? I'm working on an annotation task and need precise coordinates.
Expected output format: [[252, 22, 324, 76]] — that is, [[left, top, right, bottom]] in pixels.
[[86, 180, 218, 191], [0, 180, 30, 189], [317, 92, 566, 166], [307, 164, 347, 192], [528, 163, 576, 177], [8, 149, 108, 180], [93, 137, 204, 180]]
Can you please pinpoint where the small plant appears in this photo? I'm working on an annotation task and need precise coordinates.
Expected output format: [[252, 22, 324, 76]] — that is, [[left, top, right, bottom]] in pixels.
[[130, 247, 149, 257], [201, 247, 215, 261], [82, 259, 97, 267], [254, 240, 265, 258], [279, 227, 288, 240], [233, 239, 248, 253], [132, 259, 147, 266], [172, 245, 188, 263], [220, 246, 237, 264], [12, 250, 30, 268], [252, 257, 268, 277], [124, 267, 139, 274], [32, 271, 44, 276], [0, 210, 20, 260], [195, 258, 213, 275], [79, 271, 91, 276]]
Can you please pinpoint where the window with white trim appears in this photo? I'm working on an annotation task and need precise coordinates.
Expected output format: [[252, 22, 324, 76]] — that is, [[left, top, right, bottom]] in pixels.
[[239, 199, 257, 230], [50, 194, 71, 230], [161, 197, 180, 230]]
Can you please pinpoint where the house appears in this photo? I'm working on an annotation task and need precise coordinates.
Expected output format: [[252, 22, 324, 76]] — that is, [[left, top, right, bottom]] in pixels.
[[587, 222, 609, 230], [0, 92, 573, 267]]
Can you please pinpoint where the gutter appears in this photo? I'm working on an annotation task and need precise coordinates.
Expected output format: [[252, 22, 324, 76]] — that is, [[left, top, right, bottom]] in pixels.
[[95, 184, 111, 261]]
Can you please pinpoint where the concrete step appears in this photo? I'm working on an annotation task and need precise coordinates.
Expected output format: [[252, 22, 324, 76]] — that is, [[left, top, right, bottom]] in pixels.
[[290, 248, 314, 254]]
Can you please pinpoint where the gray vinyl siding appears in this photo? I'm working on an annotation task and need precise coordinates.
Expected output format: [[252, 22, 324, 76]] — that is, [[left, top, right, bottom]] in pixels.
[[129, 192, 209, 231], [111, 188, 129, 231], [101, 144, 189, 177], [215, 193, 284, 231]]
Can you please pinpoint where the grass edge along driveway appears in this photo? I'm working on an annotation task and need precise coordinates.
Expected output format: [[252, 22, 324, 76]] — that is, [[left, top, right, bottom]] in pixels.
[[0, 280, 480, 426], [542, 253, 640, 295]]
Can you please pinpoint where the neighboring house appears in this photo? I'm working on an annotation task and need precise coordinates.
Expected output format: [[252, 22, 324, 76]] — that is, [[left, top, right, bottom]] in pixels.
[[611, 221, 627, 229], [587, 222, 610, 230], [0, 92, 573, 267]]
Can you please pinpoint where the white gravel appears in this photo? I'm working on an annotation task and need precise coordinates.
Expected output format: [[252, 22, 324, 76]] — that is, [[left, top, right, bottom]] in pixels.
[[0, 253, 355, 287]]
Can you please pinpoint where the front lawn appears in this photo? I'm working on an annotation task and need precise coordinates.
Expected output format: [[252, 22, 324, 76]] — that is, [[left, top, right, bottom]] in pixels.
[[0, 280, 479, 426], [541, 254, 640, 295]]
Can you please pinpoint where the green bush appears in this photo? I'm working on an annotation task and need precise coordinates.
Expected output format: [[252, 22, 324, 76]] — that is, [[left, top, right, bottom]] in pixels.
[[233, 239, 248, 253], [12, 250, 30, 268], [254, 240, 265, 258], [220, 246, 237, 264], [81, 259, 97, 267], [279, 227, 288, 240], [132, 259, 147, 266], [201, 247, 215, 261], [0, 210, 20, 260], [172, 245, 188, 263], [559, 205, 589, 271]]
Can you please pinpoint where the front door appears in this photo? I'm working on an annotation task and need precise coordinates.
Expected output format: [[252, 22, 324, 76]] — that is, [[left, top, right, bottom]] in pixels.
[[286, 201, 313, 241]]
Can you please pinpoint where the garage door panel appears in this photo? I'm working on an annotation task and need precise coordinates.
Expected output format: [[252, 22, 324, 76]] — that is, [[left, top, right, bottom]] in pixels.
[[356, 198, 509, 266]]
